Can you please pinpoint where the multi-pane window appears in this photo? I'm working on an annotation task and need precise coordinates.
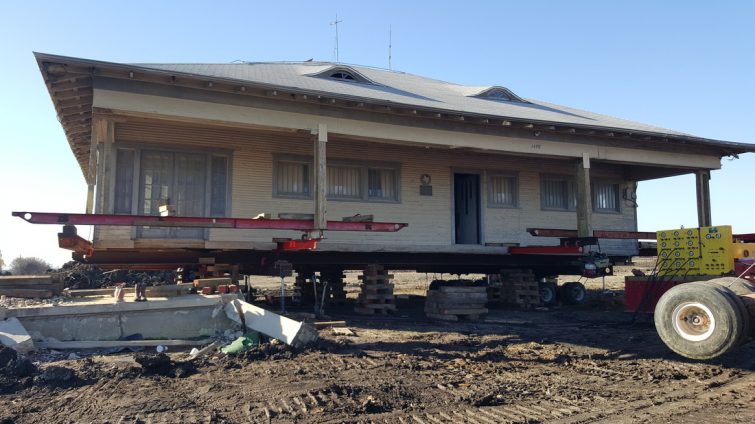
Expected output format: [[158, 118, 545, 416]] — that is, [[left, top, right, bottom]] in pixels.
[[368, 168, 397, 201], [113, 149, 135, 214], [275, 160, 310, 197], [593, 181, 620, 212], [113, 147, 230, 238], [488, 174, 517, 208], [327, 165, 361, 199], [541, 175, 575, 210], [273, 157, 400, 202]]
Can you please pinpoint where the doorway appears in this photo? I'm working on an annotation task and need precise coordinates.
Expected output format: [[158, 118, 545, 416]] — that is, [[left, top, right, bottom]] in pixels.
[[453, 173, 481, 244]]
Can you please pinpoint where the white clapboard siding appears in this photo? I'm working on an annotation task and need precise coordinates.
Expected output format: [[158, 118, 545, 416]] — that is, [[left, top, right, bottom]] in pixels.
[[93, 120, 638, 255]]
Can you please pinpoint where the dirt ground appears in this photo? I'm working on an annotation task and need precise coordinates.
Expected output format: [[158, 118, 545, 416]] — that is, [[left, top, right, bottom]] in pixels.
[[1, 261, 753, 424]]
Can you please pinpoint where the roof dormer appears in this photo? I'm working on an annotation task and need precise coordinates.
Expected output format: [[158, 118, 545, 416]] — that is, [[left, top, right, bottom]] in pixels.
[[472, 86, 526, 103], [309, 65, 374, 85]]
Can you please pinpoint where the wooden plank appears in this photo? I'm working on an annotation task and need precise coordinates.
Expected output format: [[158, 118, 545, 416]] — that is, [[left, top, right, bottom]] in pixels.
[[36, 339, 214, 349], [0, 289, 54, 298], [314, 123, 327, 231], [0, 276, 54, 285], [426, 313, 458, 321]]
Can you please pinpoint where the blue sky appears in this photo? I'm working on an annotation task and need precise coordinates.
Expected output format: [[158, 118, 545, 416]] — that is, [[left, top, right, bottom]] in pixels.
[[0, 0, 753, 267]]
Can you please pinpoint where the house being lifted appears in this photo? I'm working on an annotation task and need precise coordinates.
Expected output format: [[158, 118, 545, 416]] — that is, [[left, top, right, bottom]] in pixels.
[[21, 52, 755, 278]]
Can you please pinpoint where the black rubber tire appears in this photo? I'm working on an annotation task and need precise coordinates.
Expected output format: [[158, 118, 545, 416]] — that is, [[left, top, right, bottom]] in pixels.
[[539, 282, 558, 305], [698, 281, 752, 341], [706, 277, 755, 296], [654, 283, 745, 360], [559, 282, 586, 305]]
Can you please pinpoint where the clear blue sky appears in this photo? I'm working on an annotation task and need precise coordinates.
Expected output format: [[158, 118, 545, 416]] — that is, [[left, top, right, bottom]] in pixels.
[[1, 0, 753, 267]]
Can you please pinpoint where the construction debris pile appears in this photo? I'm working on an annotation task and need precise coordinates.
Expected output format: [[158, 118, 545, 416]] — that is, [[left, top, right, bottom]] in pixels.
[[58, 261, 177, 289]]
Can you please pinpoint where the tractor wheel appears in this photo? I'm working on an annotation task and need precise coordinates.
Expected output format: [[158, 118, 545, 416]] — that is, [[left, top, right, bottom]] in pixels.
[[559, 282, 586, 305], [654, 283, 746, 360], [539, 281, 558, 305], [698, 281, 752, 340], [705, 277, 755, 296]]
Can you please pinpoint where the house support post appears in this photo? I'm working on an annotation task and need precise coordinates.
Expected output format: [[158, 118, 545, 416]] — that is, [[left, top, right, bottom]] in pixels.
[[92, 117, 115, 214], [85, 133, 97, 214], [576, 153, 593, 238], [695, 170, 712, 227], [312, 123, 328, 238]]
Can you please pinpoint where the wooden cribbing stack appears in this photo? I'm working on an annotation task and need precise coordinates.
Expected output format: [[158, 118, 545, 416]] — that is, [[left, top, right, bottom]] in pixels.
[[425, 283, 488, 321], [0, 275, 64, 298], [502, 269, 541, 309], [355, 265, 396, 315]]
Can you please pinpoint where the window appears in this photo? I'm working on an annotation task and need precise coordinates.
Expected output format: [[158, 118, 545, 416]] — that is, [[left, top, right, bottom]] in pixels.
[[488, 174, 518, 208], [112, 147, 231, 239], [368, 168, 398, 201], [541, 175, 575, 210], [274, 160, 310, 198], [273, 157, 399, 202], [486, 89, 512, 101], [593, 181, 620, 213], [329, 71, 356, 81], [114, 149, 135, 214], [327, 165, 361, 199]]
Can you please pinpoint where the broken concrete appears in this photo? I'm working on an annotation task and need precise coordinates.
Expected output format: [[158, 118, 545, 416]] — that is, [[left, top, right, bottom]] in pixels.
[[6, 295, 237, 342], [0, 317, 34, 354], [224, 299, 318, 347]]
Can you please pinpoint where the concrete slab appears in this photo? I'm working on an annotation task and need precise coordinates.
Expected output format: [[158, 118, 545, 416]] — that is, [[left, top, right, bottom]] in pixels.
[[0, 317, 35, 353], [10, 295, 238, 342], [224, 299, 318, 347]]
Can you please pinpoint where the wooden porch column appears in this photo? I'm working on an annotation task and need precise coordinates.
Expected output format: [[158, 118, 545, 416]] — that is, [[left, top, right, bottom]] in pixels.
[[313, 123, 328, 235], [575, 153, 593, 238], [92, 117, 115, 214], [85, 133, 97, 214], [695, 170, 712, 227]]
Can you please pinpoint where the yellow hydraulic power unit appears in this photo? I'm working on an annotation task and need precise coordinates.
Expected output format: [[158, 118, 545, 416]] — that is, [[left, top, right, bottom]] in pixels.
[[656, 225, 736, 276]]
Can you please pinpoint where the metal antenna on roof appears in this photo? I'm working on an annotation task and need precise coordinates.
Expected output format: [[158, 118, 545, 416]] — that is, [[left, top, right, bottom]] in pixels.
[[330, 14, 343, 62], [388, 26, 392, 70]]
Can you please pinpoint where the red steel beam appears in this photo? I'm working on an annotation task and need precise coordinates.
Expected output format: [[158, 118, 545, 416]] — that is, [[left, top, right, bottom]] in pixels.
[[13, 211, 408, 232], [527, 228, 657, 240]]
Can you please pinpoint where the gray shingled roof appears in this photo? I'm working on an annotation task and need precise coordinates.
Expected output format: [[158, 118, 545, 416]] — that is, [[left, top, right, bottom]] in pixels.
[[135, 61, 691, 137]]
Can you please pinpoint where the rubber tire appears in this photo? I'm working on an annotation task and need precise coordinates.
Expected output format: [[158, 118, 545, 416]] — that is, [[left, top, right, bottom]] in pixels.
[[539, 282, 558, 305], [559, 282, 586, 305], [654, 283, 745, 360], [706, 277, 755, 296], [698, 281, 752, 341]]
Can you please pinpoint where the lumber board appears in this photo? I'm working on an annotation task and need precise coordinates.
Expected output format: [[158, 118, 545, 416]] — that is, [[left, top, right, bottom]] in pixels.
[[435, 286, 487, 293], [0, 289, 54, 298], [36, 339, 214, 349], [0, 276, 54, 285], [426, 313, 459, 321]]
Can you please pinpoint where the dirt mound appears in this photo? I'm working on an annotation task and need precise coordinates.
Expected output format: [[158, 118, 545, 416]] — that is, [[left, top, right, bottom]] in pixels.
[[0, 346, 36, 394], [134, 353, 195, 378], [33, 366, 77, 388]]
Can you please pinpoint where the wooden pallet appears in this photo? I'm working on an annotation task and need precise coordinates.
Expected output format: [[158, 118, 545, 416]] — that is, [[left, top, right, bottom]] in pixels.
[[355, 265, 396, 315]]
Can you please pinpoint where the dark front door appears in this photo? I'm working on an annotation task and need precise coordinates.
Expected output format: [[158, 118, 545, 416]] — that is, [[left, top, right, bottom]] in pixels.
[[454, 173, 480, 244]]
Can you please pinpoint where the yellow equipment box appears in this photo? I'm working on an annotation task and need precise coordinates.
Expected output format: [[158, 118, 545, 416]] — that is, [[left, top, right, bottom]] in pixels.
[[656, 225, 734, 276]]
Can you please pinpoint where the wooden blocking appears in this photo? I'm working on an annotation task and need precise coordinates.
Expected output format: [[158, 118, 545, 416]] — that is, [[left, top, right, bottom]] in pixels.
[[320, 271, 347, 304], [193, 277, 232, 289], [425, 283, 488, 321], [497, 269, 541, 309], [355, 265, 395, 315], [0, 275, 64, 297]]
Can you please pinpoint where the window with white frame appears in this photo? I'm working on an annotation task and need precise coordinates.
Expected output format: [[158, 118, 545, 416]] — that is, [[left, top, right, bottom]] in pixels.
[[488, 174, 518, 208], [368, 168, 398, 201], [274, 160, 310, 198], [273, 157, 399, 202], [593, 181, 620, 212], [112, 147, 230, 238], [540, 175, 575, 210], [327, 165, 362, 199]]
